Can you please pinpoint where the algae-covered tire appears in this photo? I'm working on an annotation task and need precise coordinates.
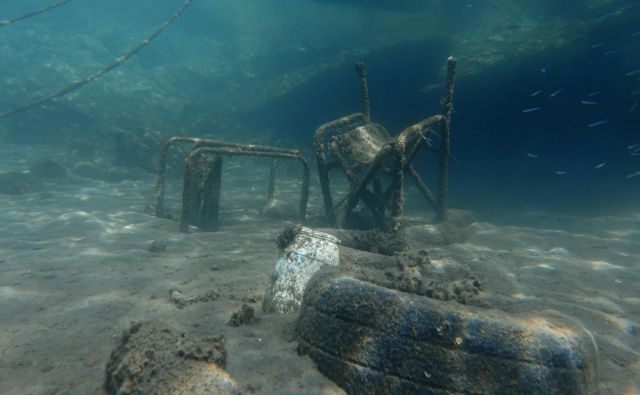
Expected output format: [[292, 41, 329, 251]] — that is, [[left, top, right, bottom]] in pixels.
[[297, 269, 599, 395]]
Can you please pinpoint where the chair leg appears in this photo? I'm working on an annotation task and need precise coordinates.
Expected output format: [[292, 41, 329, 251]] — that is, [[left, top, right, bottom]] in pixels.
[[390, 145, 405, 232]]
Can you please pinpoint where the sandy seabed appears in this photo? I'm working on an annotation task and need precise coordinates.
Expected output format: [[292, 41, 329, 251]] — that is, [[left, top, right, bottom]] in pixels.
[[0, 144, 638, 394]]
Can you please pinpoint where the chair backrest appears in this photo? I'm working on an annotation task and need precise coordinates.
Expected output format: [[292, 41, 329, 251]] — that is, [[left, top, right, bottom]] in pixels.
[[332, 123, 391, 166]]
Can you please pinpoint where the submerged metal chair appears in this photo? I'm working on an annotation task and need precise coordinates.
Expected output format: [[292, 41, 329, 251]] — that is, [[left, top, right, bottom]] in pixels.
[[313, 58, 457, 232], [154, 137, 310, 232]]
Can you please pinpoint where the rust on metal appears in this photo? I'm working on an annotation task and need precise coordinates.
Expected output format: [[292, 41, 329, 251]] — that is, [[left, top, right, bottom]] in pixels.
[[313, 59, 457, 232]]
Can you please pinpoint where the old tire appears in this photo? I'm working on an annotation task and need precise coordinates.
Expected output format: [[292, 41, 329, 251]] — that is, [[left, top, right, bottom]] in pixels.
[[297, 268, 599, 395]]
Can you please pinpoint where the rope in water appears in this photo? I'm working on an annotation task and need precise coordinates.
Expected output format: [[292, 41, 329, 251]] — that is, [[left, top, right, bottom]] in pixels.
[[0, 0, 194, 118], [0, 0, 73, 27]]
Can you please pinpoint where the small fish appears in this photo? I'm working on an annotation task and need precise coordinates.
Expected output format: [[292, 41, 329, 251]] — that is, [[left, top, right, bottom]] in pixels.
[[581, 100, 598, 105], [530, 90, 543, 97], [594, 162, 606, 169], [627, 144, 640, 150], [522, 107, 541, 113], [633, 31, 640, 37], [549, 88, 565, 98], [625, 69, 640, 77], [555, 171, 567, 175], [540, 68, 547, 73], [587, 91, 600, 97], [527, 153, 540, 158], [630, 100, 639, 113], [604, 50, 619, 56], [588, 120, 608, 128], [625, 172, 639, 179], [591, 42, 604, 48]]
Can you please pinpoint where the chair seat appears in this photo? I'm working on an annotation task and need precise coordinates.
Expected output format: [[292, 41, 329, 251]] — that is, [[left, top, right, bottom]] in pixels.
[[334, 123, 390, 165]]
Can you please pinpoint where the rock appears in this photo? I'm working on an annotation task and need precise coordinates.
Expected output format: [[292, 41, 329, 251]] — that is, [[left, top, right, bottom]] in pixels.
[[226, 303, 257, 327], [28, 158, 67, 178], [263, 227, 340, 314], [105, 321, 238, 395], [0, 172, 43, 194]]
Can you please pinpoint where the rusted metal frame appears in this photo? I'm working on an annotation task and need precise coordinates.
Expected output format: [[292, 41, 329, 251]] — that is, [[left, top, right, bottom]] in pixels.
[[179, 158, 196, 233], [343, 144, 392, 229], [179, 147, 310, 233], [407, 165, 438, 212], [355, 61, 371, 121], [360, 189, 387, 229], [343, 115, 443, 231], [198, 156, 223, 231], [395, 115, 443, 147], [313, 113, 368, 225], [372, 177, 386, 216], [390, 143, 405, 232], [329, 139, 359, 187], [156, 136, 299, 218], [329, 136, 387, 228], [436, 56, 457, 222], [401, 125, 439, 212], [398, 116, 443, 214]]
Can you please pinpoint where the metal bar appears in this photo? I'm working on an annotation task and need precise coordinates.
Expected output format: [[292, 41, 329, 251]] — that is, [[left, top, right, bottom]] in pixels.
[[179, 159, 195, 233], [355, 61, 371, 121], [407, 164, 438, 212], [155, 136, 300, 218], [313, 112, 368, 225], [186, 147, 310, 223], [343, 144, 392, 225], [390, 144, 405, 232], [199, 156, 223, 231], [436, 56, 457, 222]]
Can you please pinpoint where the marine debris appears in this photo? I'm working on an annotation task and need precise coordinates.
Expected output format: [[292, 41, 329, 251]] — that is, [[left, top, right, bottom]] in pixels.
[[314, 57, 457, 231], [0, 0, 72, 27], [154, 137, 309, 233], [0, 0, 193, 118], [297, 269, 599, 394]]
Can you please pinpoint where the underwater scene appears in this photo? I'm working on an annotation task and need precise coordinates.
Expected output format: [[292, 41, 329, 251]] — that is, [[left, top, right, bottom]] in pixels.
[[1, 0, 639, 394]]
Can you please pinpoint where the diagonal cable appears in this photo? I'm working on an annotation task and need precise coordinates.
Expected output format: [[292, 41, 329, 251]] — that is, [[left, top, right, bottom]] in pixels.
[[0, 0, 73, 27], [0, 0, 193, 118]]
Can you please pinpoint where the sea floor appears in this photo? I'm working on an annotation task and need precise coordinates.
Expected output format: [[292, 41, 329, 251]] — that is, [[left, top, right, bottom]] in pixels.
[[0, 143, 638, 394]]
